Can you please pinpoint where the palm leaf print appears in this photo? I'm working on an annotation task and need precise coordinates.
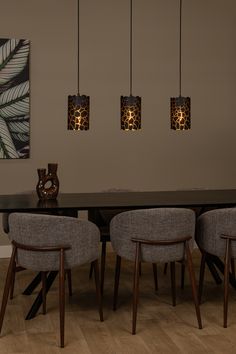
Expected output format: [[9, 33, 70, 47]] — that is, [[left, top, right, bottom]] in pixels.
[[0, 38, 30, 159]]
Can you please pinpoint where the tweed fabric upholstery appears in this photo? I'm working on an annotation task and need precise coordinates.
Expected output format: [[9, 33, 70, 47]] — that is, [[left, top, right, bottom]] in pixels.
[[110, 208, 195, 263], [9, 213, 100, 271], [196, 208, 236, 258]]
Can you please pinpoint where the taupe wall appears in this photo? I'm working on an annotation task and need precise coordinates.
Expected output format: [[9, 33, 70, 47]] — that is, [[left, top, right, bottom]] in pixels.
[[0, 0, 236, 243]]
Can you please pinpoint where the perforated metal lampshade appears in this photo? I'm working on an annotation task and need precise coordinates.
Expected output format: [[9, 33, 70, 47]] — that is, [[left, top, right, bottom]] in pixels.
[[170, 96, 190, 130], [121, 95, 141, 131], [68, 94, 89, 130]]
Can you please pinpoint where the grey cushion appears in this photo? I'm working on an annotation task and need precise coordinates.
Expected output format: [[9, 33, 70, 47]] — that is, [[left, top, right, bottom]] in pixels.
[[9, 213, 100, 271], [196, 208, 236, 258], [110, 208, 195, 263]]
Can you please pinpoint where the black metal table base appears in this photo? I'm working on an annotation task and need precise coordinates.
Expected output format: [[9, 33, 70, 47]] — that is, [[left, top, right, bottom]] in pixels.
[[25, 271, 58, 320], [206, 253, 236, 289], [22, 272, 42, 295], [22, 255, 236, 320]]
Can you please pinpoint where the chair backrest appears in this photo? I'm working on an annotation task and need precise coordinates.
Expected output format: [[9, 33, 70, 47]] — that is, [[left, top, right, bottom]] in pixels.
[[196, 208, 236, 257], [9, 213, 100, 271], [110, 208, 195, 263]]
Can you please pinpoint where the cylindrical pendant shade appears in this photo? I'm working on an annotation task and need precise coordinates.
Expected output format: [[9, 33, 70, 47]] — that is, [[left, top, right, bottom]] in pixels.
[[170, 96, 191, 130], [121, 95, 141, 131], [68, 95, 89, 130]]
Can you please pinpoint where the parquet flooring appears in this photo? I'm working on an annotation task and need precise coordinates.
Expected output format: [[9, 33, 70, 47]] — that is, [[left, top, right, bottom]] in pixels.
[[1, 249, 236, 353]]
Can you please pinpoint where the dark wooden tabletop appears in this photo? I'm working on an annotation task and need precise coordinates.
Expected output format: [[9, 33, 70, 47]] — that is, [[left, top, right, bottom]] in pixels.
[[0, 189, 236, 212]]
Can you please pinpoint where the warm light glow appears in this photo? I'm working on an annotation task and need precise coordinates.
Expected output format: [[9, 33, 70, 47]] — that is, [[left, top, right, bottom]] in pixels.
[[177, 109, 184, 124], [170, 96, 190, 130], [121, 96, 141, 130], [68, 95, 89, 130]]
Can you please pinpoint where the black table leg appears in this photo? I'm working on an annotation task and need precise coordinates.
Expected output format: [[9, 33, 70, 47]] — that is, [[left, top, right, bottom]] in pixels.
[[25, 271, 58, 320], [22, 272, 42, 295], [205, 253, 236, 289], [205, 256, 222, 285], [209, 254, 236, 289]]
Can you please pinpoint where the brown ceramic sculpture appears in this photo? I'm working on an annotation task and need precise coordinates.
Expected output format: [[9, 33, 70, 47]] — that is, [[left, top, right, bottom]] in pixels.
[[36, 163, 59, 200]]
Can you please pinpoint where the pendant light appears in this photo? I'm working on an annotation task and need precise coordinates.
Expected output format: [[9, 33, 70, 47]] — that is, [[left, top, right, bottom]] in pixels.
[[68, 0, 89, 131], [121, 0, 141, 131], [170, 0, 190, 130]]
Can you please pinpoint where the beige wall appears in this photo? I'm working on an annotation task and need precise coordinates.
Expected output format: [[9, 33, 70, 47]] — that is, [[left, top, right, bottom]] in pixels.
[[0, 0, 236, 242]]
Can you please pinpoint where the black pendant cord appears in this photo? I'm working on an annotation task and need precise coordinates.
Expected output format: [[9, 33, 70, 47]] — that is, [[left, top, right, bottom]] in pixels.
[[77, 0, 80, 95], [130, 0, 133, 96], [179, 0, 182, 97]]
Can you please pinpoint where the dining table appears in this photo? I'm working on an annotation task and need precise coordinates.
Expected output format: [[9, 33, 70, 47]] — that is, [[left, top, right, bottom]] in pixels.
[[1, 188, 236, 319]]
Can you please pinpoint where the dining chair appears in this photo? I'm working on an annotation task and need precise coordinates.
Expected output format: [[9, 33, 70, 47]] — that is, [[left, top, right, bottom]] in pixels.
[[110, 208, 202, 334], [2, 209, 77, 299], [196, 207, 236, 327], [0, 213, 103, 347]]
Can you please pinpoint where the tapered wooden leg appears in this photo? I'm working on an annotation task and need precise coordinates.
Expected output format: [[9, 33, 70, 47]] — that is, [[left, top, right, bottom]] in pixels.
[[198, 250, 206, 304], [185, 241, 202, 329], [101, 241, 106, 295], [170, 262, 176, 306], [132, 242, 141, 335], [42, 272, 47, 315], [59, 249, 65, 348], [10, 265, 25, 299], [113, 255, 121, 311], [67, 269, 72, 296], [152, 263, 158, 291], [0, 245, 17, 333], [224, 239, 230, 328], [93, 260, 104, 322]]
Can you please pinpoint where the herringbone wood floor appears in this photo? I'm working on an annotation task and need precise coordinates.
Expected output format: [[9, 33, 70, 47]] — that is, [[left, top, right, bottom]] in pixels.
[[1, 249, 236, 353]]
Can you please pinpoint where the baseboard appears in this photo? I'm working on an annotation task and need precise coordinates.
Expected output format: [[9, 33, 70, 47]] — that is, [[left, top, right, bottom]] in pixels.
[[0, 245, 11, 258]]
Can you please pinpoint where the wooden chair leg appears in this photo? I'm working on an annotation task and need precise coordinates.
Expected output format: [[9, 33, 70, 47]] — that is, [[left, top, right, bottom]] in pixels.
[[224, 239, 230, 328], [185, 241, 202, 329], [10, 265, 25, 299], [59, 249, 65, 348], [132, 242, 141, 335], [113, 255, 121, 311], [42, 272, 47, 315], [170, 262, 176, 306], [66, 269, 72, 296], [101, 241, 106, 295], [0, 245, 17, 334], [92, 259, 104, 322], [152, 263, 158, 291], [198, 250, 206, 304]]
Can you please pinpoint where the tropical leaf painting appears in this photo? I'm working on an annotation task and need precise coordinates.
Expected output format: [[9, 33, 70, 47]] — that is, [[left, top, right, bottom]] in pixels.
[[0, 38, 30, 159]]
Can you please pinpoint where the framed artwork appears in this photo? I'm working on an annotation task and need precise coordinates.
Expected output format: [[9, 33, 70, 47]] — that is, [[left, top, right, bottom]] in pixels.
[[0, 38, 30, 159]]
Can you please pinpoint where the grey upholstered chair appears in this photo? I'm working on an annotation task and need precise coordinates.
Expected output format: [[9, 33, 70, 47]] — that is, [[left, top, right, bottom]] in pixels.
[[196, 208, 236, 328], [2, 209, 77, 299], [0, 213, 103, 347], [110, 208, 202, 334]]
